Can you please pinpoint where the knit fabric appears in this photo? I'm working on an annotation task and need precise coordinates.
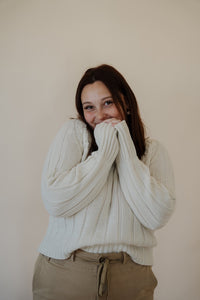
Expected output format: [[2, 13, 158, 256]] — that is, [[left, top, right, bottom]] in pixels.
[[38, 119, 175, 265]]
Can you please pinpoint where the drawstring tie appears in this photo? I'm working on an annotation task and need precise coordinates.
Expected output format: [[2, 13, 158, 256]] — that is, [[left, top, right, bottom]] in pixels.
[[69, 250, 128, 297], [98, 257, 109, 296]]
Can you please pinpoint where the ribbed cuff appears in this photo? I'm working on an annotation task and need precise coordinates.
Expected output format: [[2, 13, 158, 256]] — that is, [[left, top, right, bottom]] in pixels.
[[94, 122, 119, 161], [114, 121, 137, 160]]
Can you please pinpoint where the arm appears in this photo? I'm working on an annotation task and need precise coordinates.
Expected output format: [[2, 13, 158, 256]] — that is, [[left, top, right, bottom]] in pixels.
[[115, 120, 175, 230], [41, 120, 119, 217]]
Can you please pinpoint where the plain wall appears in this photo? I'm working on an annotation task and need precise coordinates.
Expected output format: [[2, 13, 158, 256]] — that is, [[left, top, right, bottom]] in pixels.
[[1, 0, 200, 299]]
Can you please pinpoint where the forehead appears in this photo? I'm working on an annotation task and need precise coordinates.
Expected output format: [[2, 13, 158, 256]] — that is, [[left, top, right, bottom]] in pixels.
[[81, 81, 112, 102]]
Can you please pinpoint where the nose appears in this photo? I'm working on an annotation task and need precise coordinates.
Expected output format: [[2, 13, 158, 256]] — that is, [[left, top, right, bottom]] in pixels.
[[95, 109, 106, 123]]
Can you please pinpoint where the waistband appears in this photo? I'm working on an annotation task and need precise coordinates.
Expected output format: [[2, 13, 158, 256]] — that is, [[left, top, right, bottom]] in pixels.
[[69, 249, 131, 264]]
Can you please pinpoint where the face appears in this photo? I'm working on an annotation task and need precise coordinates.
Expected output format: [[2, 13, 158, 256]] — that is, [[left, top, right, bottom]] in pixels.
[[81, 81, 124, 128]]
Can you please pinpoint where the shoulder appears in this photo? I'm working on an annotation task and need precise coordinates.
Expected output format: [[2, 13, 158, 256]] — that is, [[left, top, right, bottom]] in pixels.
[[145, 137, 165, 152], [59, 119, 91, 158], [50, 118, 90, 149], [56, 118, 88, 141], [59, 118, 87, 133], [142, 138, 170, 164]]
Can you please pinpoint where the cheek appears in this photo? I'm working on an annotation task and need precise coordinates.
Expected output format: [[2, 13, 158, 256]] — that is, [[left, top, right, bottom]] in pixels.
[[83, 112, 93, 124], [113, 107, 124, 120]]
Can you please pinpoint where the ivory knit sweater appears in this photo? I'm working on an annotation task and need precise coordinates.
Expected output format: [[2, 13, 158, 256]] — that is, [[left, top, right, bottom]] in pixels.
[[38, 119, 175, 265]]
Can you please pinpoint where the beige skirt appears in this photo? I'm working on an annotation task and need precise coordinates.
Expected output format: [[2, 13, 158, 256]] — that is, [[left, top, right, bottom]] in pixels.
[[32, 249, 157, 300]]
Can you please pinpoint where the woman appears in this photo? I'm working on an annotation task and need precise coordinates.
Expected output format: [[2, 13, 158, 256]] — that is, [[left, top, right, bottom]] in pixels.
[[32, 64, 175, 300]]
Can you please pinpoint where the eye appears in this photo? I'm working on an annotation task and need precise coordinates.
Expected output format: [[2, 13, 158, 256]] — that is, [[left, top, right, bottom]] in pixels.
[[104, 100, 113, 106], [83, 105, 94, 111]]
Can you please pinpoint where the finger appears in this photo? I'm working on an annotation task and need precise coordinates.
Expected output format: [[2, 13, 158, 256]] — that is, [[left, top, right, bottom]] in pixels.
[[103, 118, 120, 124], [103, 119, 121, 127]]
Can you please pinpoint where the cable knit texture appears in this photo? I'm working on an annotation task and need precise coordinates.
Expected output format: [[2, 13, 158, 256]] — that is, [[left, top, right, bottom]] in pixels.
[[39, 119, 175, 265]]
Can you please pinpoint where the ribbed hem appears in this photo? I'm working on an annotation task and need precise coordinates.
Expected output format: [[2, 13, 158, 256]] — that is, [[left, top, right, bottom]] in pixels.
[[38, 243, 154, 266]]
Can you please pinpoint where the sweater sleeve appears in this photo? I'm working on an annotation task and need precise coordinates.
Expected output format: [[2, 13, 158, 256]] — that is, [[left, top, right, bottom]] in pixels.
[[41, 120, 119, 217], [115, 120, 176, 230]]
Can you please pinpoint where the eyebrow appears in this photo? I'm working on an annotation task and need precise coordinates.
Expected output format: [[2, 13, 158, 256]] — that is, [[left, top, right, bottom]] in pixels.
[[82, 96, 113, 105]]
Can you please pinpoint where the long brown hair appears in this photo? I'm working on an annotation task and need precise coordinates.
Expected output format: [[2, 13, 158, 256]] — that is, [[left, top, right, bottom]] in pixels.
[[75, 64, 146, 159]]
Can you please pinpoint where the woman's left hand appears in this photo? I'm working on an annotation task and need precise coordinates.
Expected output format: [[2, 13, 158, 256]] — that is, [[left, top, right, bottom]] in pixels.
[[103, 118, 122, 127]]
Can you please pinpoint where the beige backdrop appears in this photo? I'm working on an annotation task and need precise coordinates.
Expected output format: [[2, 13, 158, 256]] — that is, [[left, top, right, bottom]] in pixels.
[[1, 0, 200, 299]]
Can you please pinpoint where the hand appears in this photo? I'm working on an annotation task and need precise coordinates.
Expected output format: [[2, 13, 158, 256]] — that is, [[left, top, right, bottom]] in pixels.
[[103, 118, 122, 127]]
